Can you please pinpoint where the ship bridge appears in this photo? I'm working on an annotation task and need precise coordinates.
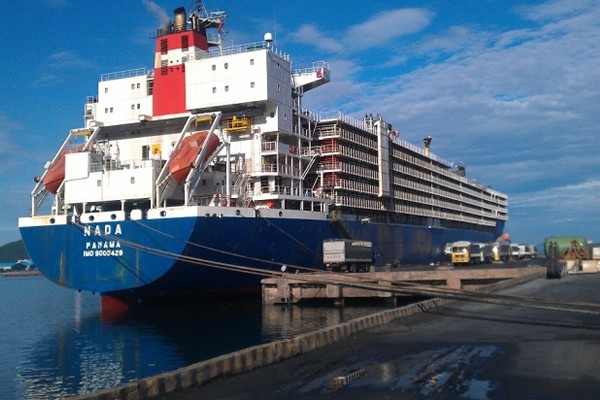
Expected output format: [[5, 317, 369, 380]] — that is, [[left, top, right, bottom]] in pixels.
[[293, 61, 330, 93]]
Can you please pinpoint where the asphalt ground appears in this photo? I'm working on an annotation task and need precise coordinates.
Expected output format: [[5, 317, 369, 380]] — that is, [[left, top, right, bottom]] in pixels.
[[159, 271, 600, 400]]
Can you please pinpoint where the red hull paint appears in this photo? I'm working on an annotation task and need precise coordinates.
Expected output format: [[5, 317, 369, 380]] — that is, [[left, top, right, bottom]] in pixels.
[[100, 293, 137, 319]]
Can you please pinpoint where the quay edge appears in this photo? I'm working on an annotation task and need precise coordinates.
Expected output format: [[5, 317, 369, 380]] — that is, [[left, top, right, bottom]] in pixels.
[[72, 265, 544, 400]]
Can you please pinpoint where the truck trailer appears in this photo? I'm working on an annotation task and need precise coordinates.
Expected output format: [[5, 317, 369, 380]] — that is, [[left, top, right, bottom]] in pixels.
[[323, 239, 373, 272]]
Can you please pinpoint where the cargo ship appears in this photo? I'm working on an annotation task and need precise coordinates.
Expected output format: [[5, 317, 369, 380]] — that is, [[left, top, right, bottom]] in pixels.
[[18, 2, 507, 310]]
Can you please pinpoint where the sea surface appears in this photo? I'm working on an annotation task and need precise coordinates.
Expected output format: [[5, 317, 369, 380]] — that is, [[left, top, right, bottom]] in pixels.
[[0, 275, 383, 399]]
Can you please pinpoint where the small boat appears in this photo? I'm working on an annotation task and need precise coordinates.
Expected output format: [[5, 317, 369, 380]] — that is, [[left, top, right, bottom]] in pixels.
[[169, 131, 220, 184]]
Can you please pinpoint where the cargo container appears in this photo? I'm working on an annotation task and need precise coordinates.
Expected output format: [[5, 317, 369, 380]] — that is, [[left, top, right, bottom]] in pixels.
[[323, 239, 372, 272]]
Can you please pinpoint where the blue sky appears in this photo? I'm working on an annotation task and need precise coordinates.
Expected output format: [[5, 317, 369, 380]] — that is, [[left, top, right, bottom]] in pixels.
[[1, 0, 599, 248]]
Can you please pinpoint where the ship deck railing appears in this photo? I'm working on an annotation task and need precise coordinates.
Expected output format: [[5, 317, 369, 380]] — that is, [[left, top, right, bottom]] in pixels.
[[251, 185, 322, 198], [252, 163, 300, 177], [99, 67, 152, 82], [89, 157, 163, 173], [191, 193, 232, 207], [292, 122, 315, 139], [204, 41, 291, 61], [313, 112, 455, 169], [292, 61, 329, 77], [327, 190, 500, 226], [308, 139, 506, 211]]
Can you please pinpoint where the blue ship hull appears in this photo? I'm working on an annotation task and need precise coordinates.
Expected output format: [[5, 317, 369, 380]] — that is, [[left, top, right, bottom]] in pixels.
[[19, 210, 504, 301]]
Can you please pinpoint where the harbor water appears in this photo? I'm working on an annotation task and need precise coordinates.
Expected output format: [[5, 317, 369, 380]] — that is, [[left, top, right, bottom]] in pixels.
[[0, 275, 383, 399]]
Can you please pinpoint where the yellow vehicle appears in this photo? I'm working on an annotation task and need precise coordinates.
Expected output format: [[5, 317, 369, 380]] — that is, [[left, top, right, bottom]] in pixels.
[[490, 242, 512, 262], [451, 241, 484, 265]]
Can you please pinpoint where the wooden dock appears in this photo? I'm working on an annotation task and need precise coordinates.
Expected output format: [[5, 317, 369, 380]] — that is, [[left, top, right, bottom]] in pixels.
[[262, 265, 545, 305]]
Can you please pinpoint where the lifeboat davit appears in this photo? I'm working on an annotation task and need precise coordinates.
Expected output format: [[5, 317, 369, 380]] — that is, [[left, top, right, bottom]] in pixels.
[[42, 146, 82, 194], [169, 131, 221, 184]]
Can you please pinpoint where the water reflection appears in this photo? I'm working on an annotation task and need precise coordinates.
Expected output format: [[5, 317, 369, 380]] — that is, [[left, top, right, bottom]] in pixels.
[[262, 303, 385, 339], [17, 299, 384, 398]]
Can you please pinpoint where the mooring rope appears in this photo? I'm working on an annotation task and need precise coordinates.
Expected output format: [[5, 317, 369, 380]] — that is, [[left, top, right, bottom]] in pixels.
[[75, 220, 600, 316]]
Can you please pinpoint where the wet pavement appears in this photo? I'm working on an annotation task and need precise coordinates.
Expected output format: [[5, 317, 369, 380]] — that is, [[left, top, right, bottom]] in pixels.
[[159, 272, 600, 400]]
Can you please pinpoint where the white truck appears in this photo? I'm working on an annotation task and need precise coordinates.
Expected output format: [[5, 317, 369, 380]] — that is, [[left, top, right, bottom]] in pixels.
[[517, 244, 531, 259], [323, 239, 373, 272]]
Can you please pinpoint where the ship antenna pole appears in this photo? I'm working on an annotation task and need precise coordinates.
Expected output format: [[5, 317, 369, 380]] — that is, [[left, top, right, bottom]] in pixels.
[[214, 10, 226, 56]]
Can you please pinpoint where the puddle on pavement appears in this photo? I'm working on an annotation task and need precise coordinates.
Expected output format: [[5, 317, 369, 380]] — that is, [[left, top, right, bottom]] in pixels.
[[302, 344, 500, 399]]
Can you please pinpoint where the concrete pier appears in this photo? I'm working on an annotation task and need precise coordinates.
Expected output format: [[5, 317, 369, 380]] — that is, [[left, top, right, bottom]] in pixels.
[[262, 266, 543, 305]]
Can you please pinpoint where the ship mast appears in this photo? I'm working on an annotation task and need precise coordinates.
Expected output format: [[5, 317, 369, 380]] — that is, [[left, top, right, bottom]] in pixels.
[[188, 0, 227, 53]]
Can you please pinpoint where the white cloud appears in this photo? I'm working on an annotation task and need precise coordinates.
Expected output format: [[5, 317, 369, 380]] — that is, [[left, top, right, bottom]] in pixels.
[[32, 73, 63, 88], [345, 8, 433, 50], [304, 1, 600, 243], [290, 24, 344, 53], [517, 0, 598, 21], [289, 8, 433, 54], [511, 179, 600, 208], [48, 51, 95, 69], [365, 8, 600, 145], [418, 26, 482, 55]]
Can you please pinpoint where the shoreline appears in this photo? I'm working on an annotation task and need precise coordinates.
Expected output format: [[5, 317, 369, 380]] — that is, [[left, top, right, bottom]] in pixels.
[[1, 270, 42, 278]]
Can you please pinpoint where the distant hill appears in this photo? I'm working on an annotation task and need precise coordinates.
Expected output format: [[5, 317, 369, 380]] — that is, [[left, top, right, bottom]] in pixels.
[[0, 240, 29, 262]]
